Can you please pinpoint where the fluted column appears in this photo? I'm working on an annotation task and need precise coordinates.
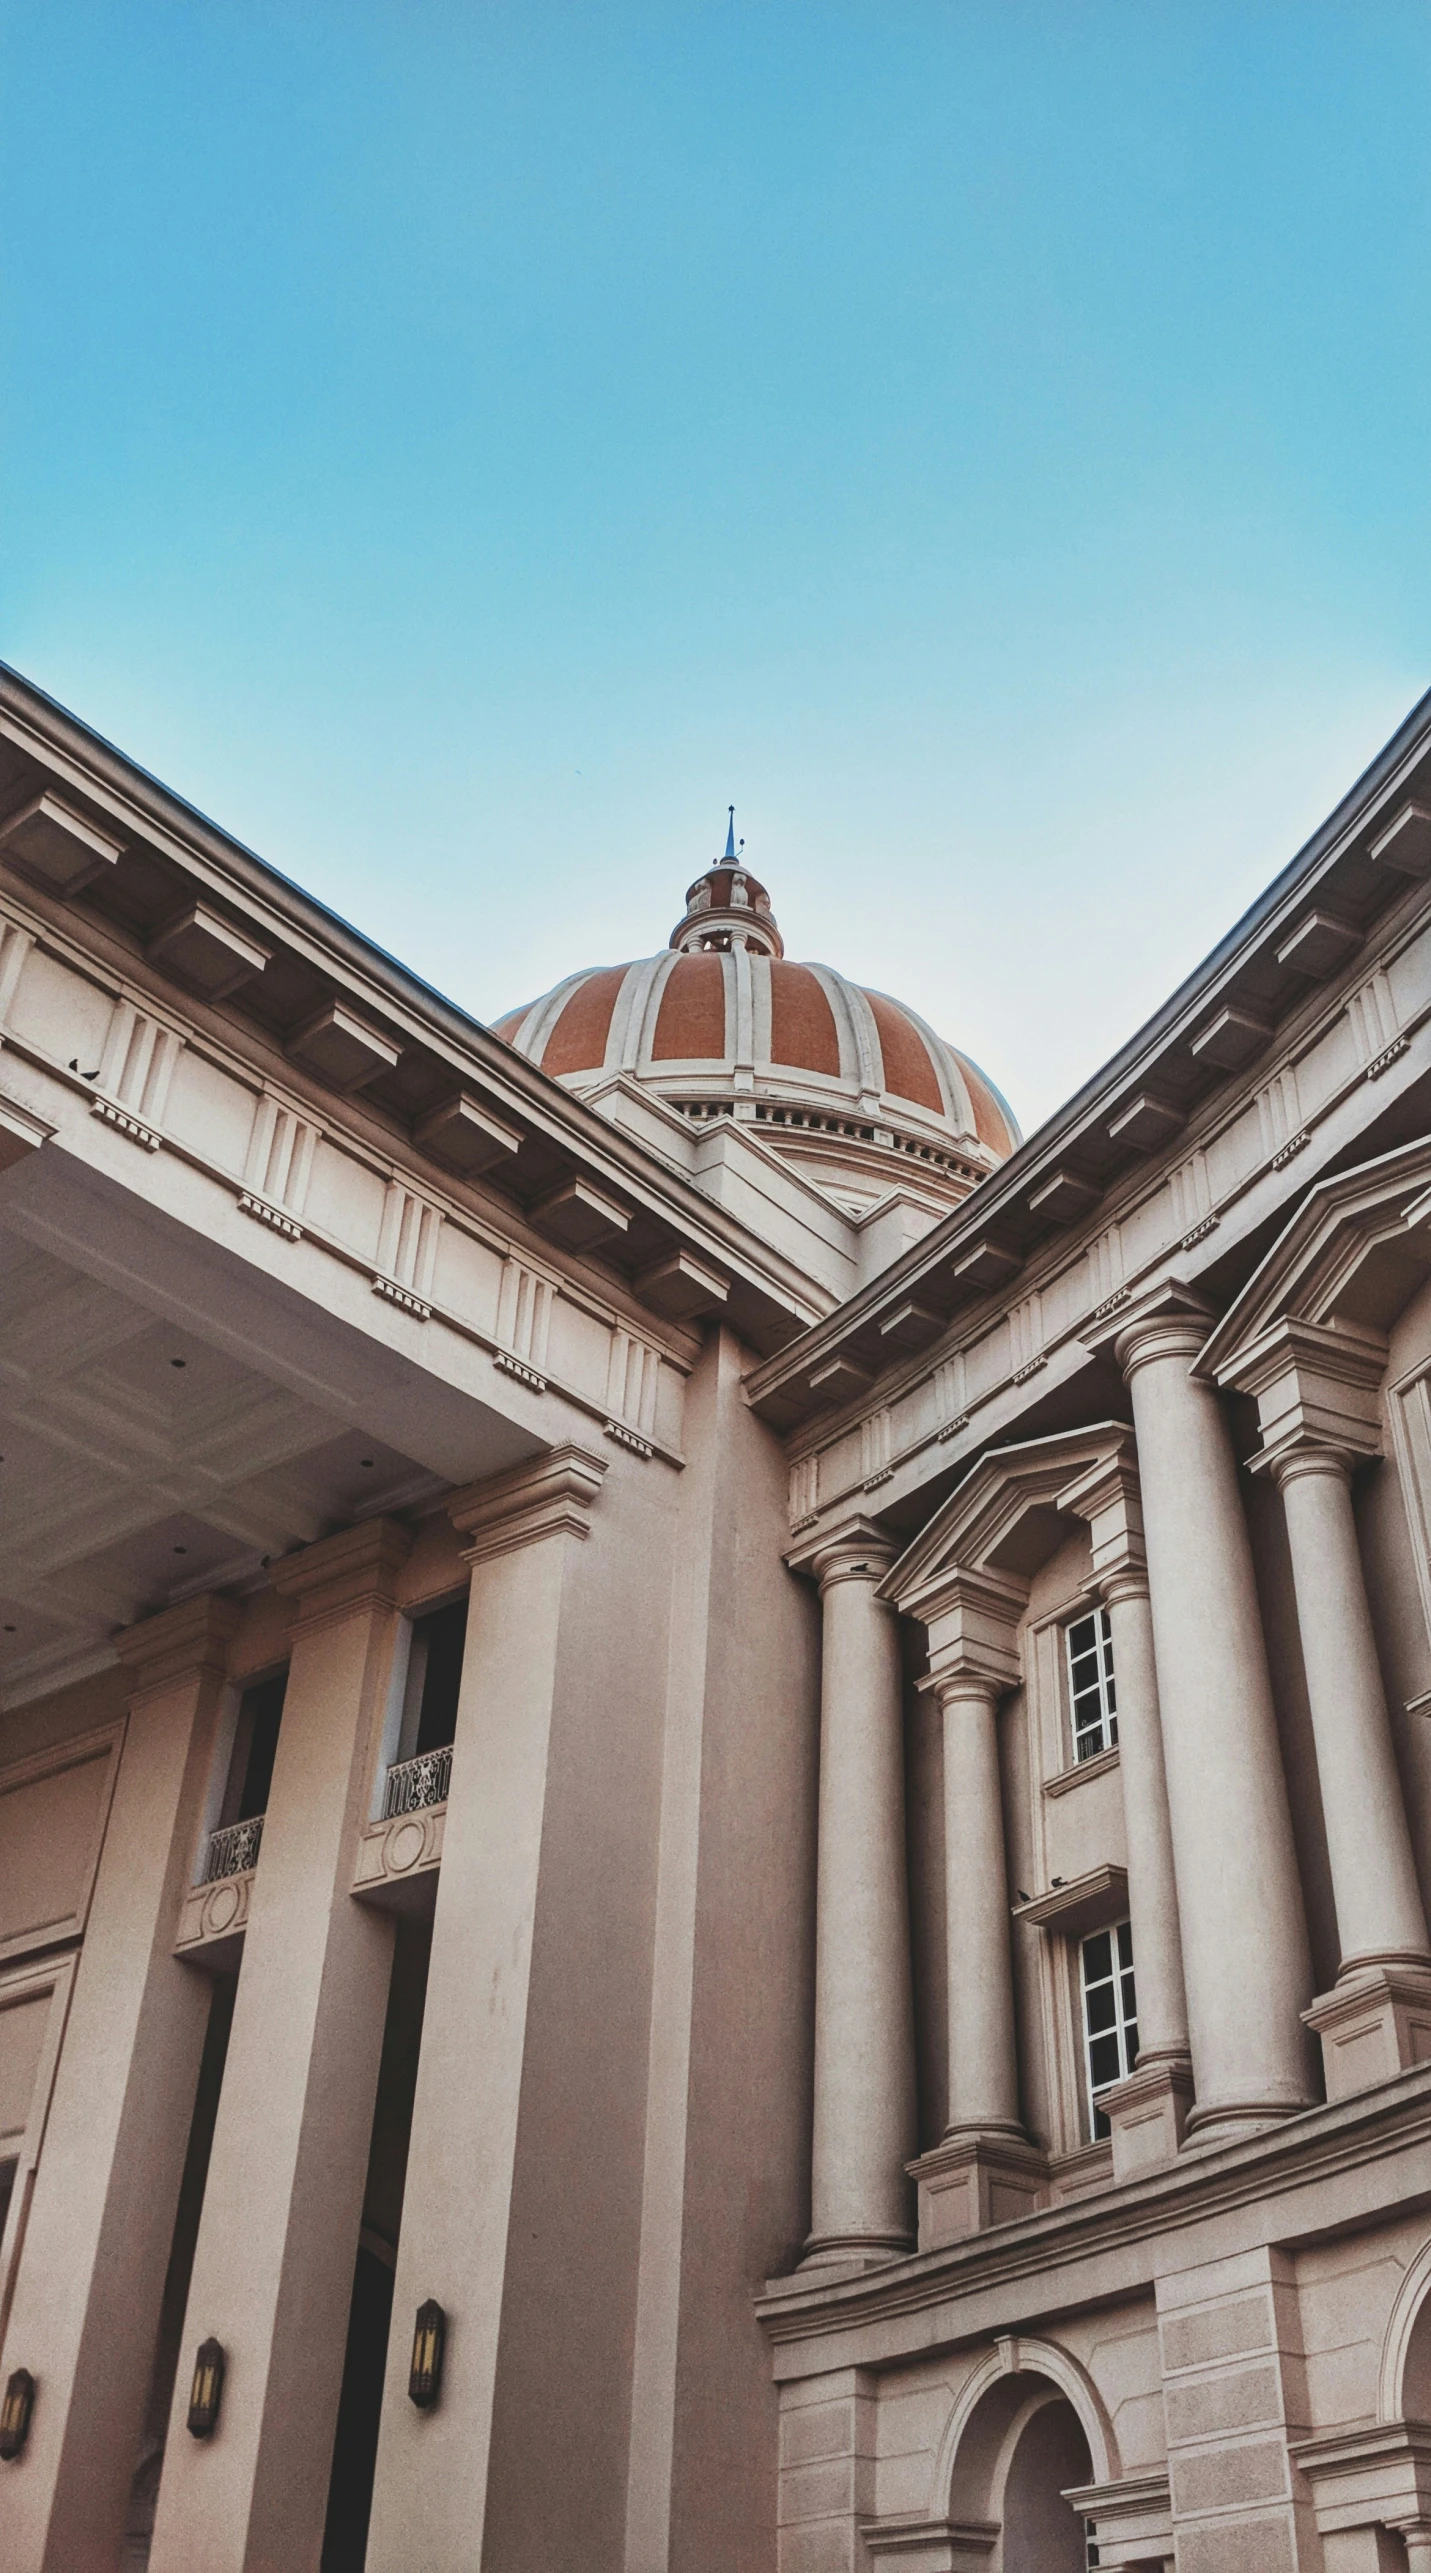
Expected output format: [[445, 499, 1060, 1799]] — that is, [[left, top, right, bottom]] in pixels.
[[1114, 1289, 1314, 2138], [1271, 1443, 1430, 1974], [937, 1672, 1020, 2136], [802, 1532, 915, 2266]]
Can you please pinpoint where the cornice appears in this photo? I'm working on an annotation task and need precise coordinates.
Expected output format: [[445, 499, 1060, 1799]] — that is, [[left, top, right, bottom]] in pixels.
[[747, 695, 1431, 1429], [0, 665, 832, 1356], [756, 2060, 1431, 2353]]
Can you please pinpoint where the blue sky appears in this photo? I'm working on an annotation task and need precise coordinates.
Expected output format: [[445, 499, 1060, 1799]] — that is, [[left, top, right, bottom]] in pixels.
[[6, 4, 1431, 1132]]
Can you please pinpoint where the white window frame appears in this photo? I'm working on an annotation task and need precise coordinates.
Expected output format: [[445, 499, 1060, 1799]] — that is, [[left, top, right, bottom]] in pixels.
[[1065, 1606, 1117, 1764], [1079, 1919, 1137, 2139]]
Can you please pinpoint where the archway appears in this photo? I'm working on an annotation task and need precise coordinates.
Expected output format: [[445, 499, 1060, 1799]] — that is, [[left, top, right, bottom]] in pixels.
[[1000, 2394, 1094, 2572], [944, 2368, 1096, 2570]]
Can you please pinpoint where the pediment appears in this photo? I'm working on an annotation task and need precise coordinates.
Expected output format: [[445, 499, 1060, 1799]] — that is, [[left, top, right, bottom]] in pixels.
[[882, 1422, 1134, 1620], [1201, 1132, 1431, 1383]]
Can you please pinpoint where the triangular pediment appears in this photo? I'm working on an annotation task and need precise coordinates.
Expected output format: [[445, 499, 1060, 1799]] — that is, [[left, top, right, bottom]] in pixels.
[[1201, 1132, 1431, 1383], [882, 1421, 1134, 1619]]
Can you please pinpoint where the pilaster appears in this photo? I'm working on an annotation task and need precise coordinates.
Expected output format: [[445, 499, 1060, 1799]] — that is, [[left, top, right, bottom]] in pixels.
[[148, 1523, 411, 2573], [2, 1593, 240, 2573], [365, 1445, 606, 2573]]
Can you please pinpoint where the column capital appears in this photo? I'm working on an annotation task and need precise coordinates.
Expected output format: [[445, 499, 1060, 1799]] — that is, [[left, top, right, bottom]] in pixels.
[[1093, 1562, 1151, 1607], [922, 1662, 1004, 1714], [808, 1520, 897, 1594], [1260, 1437, 1362, 1492], [272, 1515, 413, 1630], [113, 1591, 243, 1694], [1105, 1281, 1217, 1381], [449, 1441, 607, 1564]]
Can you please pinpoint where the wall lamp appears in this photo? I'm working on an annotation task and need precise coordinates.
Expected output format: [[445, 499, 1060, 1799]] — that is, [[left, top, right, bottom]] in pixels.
[[186, 2337, 226, 2438], [0, 2369, 34, 2461], [408, 2299, 446, 2409]]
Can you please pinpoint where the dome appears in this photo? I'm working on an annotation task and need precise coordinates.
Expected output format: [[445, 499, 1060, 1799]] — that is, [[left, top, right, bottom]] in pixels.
[[494, 819, 1020, 1225]]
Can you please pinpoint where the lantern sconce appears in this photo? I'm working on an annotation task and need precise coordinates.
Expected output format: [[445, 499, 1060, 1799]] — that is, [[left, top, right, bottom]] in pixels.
[[186, 2337, 226, 2439], [408, 2298, 446, 2409], [0, 2368, 34, 2461]]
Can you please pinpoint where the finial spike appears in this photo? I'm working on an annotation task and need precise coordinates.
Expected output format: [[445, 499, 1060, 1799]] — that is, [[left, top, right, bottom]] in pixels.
[[723, 805, 737, 862]]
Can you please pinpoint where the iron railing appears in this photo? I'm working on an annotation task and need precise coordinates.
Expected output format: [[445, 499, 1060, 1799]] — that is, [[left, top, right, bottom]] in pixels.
[[382, 1745, 453, 1818], [199, 1814, 265, 1883]]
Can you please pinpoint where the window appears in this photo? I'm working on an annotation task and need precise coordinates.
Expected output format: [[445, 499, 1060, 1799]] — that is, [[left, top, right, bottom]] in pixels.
[[1066, 1608, 1117, 1762], [200, 1671, 289, 1883], [400, 1601, 467, 1761], [228, 1673, 287, 1822], [1080, 1922, 1138, 2139]]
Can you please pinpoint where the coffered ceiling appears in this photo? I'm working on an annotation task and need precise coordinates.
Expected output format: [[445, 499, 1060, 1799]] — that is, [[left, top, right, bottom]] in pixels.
[[0, 1225, 442, 1703]]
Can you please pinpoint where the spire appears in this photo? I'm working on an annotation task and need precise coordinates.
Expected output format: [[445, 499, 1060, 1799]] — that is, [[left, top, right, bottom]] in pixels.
[[723, 805, 737, 862]]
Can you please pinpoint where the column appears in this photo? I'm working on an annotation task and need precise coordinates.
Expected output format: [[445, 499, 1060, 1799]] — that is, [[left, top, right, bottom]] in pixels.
[[1274, 1445, 1429, 1970], [1098, 1571, 1189, 2071], [939, 1674, 1020, 2137], [895, 1564, 1045, 2246], [1095, 1569, 1195, 2171], [1115, 1289, 1314, 2139], [364, 1444, 606, 2573], [1272, 1441, 1431, 2099], [148, 1518, 411, 2573], [802, 1533, 916, 2267], [1, 1593, 239, 2573]]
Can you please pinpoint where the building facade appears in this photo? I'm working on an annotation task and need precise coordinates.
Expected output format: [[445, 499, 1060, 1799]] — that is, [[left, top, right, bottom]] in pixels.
[[3, 663, 1431, 2570]]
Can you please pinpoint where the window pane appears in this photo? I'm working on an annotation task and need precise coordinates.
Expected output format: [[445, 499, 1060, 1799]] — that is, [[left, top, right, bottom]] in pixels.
[[1082, 1919, 1136, 2141], [1089, 2034, 1122, 2086]]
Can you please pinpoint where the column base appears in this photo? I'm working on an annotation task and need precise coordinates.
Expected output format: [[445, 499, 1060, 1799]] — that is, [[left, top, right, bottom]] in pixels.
[[1183, 2097, 1309, 2145], [1303, 1962, 1431, 2104], [907, 2130, 1048, 2249], [1103, 2056, 1195, 2181], [797, 2230, 914, 2275]]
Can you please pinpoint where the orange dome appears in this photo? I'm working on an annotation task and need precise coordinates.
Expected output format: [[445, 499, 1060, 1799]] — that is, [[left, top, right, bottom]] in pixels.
[[494, 827, 1019, 1222]]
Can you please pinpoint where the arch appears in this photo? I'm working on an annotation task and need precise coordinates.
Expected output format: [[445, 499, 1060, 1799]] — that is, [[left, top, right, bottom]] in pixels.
[[1378, 2232, 1431, 2421], [930, 2332, 1118, 2521]]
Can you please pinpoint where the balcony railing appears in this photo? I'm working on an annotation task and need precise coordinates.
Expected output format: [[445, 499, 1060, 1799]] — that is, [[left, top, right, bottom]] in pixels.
[[382, 1745, 453, 1818], [199, 1814, 265, 1883]]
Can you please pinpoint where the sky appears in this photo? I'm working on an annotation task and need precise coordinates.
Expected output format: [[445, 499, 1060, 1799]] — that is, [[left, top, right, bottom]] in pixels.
[[6, 3, 1431, 1135]]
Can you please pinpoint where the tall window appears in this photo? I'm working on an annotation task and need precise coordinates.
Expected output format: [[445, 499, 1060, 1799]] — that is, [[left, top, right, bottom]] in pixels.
[[400, 1600, 467, 1760], [1080, 1922, 1138, 2139], [225, 1672, 288, 1823], [1066, 1608, 1117, 1763]]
